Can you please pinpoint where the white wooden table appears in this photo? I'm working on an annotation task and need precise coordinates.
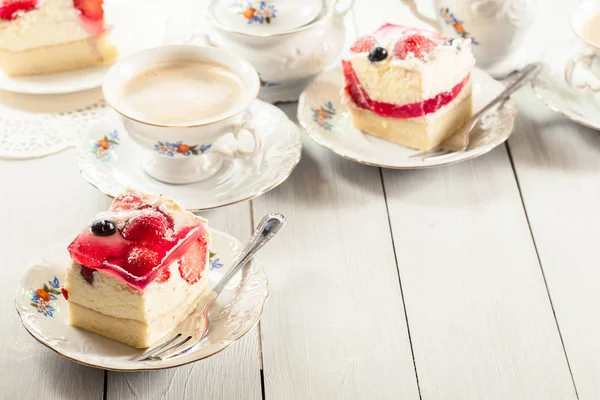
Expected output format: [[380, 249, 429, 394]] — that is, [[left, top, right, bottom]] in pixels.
[[2, 0, 599, 398]]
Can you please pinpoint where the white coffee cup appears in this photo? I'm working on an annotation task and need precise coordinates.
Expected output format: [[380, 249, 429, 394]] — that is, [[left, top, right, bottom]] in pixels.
[[103, 45, 261, 184], [565, 0, 600, 93]]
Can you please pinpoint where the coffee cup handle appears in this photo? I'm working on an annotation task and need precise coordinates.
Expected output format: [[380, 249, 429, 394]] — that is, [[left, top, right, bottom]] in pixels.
[[399, 0, 441, 30], [565, 52, 600, 92], [213, 112, 263, 158]]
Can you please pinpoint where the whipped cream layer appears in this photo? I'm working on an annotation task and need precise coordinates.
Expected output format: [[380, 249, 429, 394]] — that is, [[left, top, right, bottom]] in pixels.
[[0, 0, 99, 52], [346, 44, 474, 104], [342, 24, 475, 105]]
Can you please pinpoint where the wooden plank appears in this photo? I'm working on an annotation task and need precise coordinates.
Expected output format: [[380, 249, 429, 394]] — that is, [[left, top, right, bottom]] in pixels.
[[107, 202, 263, 400], [0, 152, 106, 399], [381, 146, 577, 399], [251, 103, 420, 400], [508, 88, 600, 399]]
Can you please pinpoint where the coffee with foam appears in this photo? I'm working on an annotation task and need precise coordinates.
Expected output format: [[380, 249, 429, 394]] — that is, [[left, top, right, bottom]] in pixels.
[[119, 61, 248, 125]]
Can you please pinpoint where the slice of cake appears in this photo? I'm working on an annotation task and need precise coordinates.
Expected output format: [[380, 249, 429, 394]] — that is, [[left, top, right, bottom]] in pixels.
[[64, 189, 210, 348], [0, 0, 118, 76], [342, 24, 475, 150]]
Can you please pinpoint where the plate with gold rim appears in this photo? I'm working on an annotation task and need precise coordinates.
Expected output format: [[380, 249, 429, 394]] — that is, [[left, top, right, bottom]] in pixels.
[[298, 66, 518, 168], [15, 229, 268, 371]]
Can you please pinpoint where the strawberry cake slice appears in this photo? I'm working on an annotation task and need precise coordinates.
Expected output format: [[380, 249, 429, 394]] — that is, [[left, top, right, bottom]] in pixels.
[[342, 24, 475, 150], [64, 189, 210, 348], [0, 0, 118, 76]]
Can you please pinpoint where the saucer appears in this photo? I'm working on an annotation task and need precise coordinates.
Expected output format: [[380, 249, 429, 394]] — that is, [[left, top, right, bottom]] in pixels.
[[298, 66, 518, 168], [15, 229, 268, 371], [532, 41, 600, 131], [0, 1, 167, 94], [77, 100, 302, 211]]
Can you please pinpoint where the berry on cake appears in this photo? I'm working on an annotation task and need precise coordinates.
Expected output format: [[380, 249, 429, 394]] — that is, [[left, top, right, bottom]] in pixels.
[[0, 0, 118, 76], [64, 189, 210, 348], [342, 24, 475, 151]]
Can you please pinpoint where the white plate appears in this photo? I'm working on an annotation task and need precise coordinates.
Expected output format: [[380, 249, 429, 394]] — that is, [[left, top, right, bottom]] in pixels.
[[0, 1, 167, 94], [298, 66, 518, 168], [532, 41, 600, 131], [15, 229, 268, 371], [77, 100, 302, 211]]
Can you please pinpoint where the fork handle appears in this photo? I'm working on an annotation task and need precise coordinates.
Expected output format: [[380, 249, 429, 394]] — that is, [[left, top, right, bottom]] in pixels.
[[472, 62, 543, 120], [212, 214, 286, 294]]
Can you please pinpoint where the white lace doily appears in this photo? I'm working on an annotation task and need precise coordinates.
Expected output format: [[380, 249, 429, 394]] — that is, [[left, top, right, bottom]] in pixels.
[[0, 98, 108, 160]]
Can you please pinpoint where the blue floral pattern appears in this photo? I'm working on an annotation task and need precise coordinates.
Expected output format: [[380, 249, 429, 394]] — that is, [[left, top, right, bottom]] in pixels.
[[154, 141, 212, 157], [312, 101, 336, 131], [259, 74, 280, 88], [92, 130, 120, 162], [440, 7, 479, 45], [243, 1, 277, 24], [209, 251, 224, 270], [30, 276, 62, 317]]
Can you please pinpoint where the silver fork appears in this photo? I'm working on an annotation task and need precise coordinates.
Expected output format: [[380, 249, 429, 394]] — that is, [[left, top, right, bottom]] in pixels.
[[410, 62, 543, 160], [138, 213, 287, 361]]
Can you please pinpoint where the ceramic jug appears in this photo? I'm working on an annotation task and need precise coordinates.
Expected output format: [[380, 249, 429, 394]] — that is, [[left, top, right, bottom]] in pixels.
[[401, 0, 537, 77]]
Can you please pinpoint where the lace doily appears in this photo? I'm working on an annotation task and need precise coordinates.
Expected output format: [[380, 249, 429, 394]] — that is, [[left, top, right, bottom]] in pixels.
[[0, 100, 108, 159]]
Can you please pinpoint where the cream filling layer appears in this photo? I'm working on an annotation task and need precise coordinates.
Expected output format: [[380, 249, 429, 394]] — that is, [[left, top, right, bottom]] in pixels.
[[65, 256, 209, 323]]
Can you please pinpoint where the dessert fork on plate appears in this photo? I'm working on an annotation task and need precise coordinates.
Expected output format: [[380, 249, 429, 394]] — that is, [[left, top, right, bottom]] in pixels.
[[138, 213, 286, 361], [410, 62, 543, 161]]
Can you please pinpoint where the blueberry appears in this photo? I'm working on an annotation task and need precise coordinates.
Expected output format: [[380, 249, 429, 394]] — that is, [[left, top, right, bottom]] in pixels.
[[368, 46, 388, 62], [90, 219, 116, 236]]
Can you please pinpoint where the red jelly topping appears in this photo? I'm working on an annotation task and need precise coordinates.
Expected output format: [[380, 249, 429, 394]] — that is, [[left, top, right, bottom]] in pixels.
[[67, 192, 208, 291], [0, 0, 37, 21], [342, 60, 469, 119], [61, 287, 69, 300]]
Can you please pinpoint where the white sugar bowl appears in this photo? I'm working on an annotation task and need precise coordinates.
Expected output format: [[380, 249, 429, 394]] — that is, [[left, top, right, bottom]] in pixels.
[[204, 0, 353, 103]]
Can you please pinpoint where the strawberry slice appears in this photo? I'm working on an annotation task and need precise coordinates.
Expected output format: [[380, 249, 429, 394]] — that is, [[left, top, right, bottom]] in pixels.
[[125, 246, 159, 277], [110, 192, 144, 211], [350, 35, 376, 53], [154, 266, 171, 283], [178, 238, 208, 284], [0, 0, 37, 21], [393, 34, 436, 60], [73, 0, 104, 21], [121, 212, 170, 242]]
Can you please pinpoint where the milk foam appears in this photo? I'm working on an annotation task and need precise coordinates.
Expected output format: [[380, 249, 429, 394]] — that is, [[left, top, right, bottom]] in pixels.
[[119, 62, 247, 125]]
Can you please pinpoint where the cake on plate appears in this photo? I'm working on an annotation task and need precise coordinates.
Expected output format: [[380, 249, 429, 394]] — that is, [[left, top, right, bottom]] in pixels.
[[342, 24, 475, 150], [0, 0, 118, 76], [64, 189, 210, 348]]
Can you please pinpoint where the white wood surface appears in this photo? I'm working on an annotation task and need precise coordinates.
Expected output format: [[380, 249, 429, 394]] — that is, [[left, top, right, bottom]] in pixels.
[[382, 148, 577, 400], [3, 0, 600, 399], [509, 89, 600, 400], [252, 104, 420, 400]]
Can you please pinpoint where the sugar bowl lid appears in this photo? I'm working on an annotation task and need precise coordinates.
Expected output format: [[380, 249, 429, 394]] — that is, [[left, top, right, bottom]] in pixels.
[[207, 0, 323, 35]]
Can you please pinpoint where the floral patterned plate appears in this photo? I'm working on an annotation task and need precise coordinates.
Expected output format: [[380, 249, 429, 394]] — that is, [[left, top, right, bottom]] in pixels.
[[298, 66, 518, 168], [15, 229, 268, 371], [77, 100, 302, 211]]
